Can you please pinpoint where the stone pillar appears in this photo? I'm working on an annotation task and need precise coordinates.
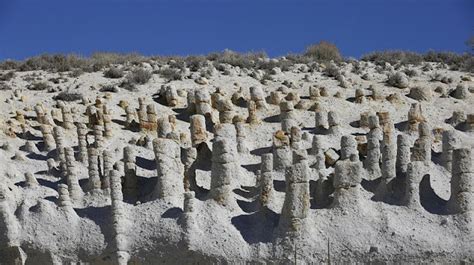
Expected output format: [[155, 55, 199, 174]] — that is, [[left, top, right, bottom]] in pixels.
[[328, 111, 341, 135], [125, 105, 137, 128], [278, 151, 310, 234], [331, 159, 363, 208], [65, 147, 81, 201], [448, 148, 474, 214], [368, 114, 382, 141], [376, 127, 396, 199], [93, 125, 104, 150], [310, 135, 325, 170], [35, 103, 46, 125], [190, 114, 207, 147], [269, 91, 283, 105], [109, 169, 130, 265], [87, 147, 101, 192], [272, 130, 292, 172], [247, 100, 259, 124], [407, 103, 424, 133], [365, 129, 381, 178], [76, 123, 88, 163], [53, 126, 66, 162], [340, 135, 358, 160], [102, 150, 113, 190], [441, 130, 458, 172], [182, 146, 197, 192], [181, 191, 197, 236], [279, 101, 296, 123], [195, 89, 212, 116], [314, 108, 328, 132], [137, 97, 147, 129], [217, 99, 234, 124], [259, 153, 273, 207], [58, 101, 74, 129], [123, 146, 137, 199], [403, 161, 424, 209], [153, 138, 184, 202], [396, 134, 411, 175], [235, 123, 249, 154], [103, 105, 113, 138], [355, 88, 366, 104], [250, 86, 267, 109], [157, 116, 173, 139], [146, 104, 158, 131], [411, 122, 431, 163], [57, 184, 74, 212], [165, 85, 179, 107], [290, 126, 303, 150], [210, 138, 238, 206], [466, 114, 474, 133]]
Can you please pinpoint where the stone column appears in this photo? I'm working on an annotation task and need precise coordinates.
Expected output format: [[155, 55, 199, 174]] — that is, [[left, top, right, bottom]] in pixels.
[[93, 125, 104, 150], [123, 146, 137, 200], [259, 153, 274, 207], [87, 147, 101, 192], [102, 150, 113, 190], [190, 114, 207, 147], [58, 101, 74, 129], [153, 138, 184, 203], [103, 105, 113, 138], [278, 151, 310, 235], [407, 103, 424, 133], [396, 134, 411, 175], [250, 86, 267, 109], [331, 159, 362, 208], [65, 147, 82, 201], [328, 111, 341, 135], [109, 169, 130, 265], [441, 130, 458, 172], [411, 122, 431, 163], [403, 161, 424, 209], [365, 129, 381, 178], [272, 130, 292, 172], [247, 100, 259, 124], [340, 135, 358, 160], [210, 138, 238, 206], [448, 148, 474, 214], [76, 123, 88, 163], [40, 124, 56, 152], [235, 123, 249, 154]]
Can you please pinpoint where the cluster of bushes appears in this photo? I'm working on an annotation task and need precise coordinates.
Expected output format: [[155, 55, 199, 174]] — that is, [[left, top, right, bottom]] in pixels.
[[1, 39, 472, 74], [119, 68, 152, 91], [0, 52, 147, 73], [362, 50, 474, 72]]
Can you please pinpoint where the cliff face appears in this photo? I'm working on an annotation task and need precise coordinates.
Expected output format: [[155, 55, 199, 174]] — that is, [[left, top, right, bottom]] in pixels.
[[0, 59, 473, 264]]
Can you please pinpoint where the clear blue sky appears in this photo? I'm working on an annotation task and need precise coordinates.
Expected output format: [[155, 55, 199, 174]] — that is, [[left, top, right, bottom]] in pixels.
[[0, 0, 472, 60]]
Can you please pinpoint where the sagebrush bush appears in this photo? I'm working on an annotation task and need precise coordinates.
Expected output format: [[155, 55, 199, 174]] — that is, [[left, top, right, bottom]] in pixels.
[[126, 68, 152, 84], [119, 80, 138, 91], [53, 91, 82, 101], [27, 81, 51, 91], [0, 82, 12, 90], [0, 71, 15, 81], [361, 51, 423, 66], [0, 52, 147, 73], [157, 68, 182, 81], [362, 50, 473, 72], [185, 56, 208, 71], [208, 49, 266, 69], [323, 63, 340, 77], [304, 41, 342, 61], [103, 67, 124, 78]]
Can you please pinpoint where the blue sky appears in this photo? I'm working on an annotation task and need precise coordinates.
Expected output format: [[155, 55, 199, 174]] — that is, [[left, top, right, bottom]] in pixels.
[[0, 0, 472, 60]]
